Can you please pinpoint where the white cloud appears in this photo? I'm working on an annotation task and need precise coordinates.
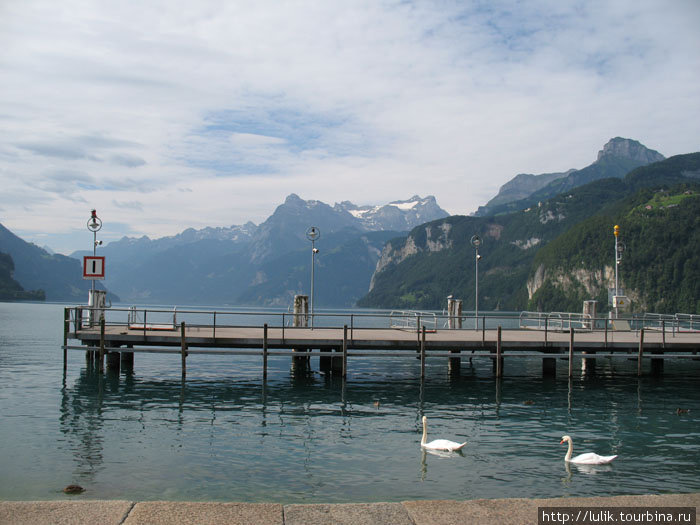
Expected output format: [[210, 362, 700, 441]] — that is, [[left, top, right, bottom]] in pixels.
[[0, 0, 699, 254]]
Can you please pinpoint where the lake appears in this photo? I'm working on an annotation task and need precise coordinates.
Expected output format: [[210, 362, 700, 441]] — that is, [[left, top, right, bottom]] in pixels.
[[1, 301, 699, 503]]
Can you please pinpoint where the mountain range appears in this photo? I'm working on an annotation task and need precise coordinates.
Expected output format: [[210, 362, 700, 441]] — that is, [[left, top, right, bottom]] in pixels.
[[360, 147, 700, 314], [2, 136, 699, 315], [67, 194, 448, 306]]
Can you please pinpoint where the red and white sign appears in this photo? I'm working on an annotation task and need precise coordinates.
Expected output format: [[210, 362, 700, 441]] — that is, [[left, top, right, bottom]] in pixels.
[[83, 256, 105, 279]]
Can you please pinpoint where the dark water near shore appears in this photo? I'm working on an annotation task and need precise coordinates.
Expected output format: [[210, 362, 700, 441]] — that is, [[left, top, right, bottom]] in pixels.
[[1, 302, 699, 502]]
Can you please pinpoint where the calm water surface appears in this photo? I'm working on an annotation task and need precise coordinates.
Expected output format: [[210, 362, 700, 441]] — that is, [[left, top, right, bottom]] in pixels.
[[1, 302, 699, 502]]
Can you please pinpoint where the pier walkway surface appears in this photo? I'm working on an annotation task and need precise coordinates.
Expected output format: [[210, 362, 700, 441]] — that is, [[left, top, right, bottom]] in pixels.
[[2, 493, 698, 524]]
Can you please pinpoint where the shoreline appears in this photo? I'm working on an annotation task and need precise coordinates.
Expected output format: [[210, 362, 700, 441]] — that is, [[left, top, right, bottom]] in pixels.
[[2, 493, 698, 525]]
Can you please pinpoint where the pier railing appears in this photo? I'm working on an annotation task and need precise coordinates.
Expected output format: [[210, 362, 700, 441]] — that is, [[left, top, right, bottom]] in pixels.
[[66, 305, 700, 340]]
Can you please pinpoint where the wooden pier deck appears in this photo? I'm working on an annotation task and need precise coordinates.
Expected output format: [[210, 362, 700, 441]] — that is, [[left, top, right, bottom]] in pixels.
[[63, 307, 700, 378]]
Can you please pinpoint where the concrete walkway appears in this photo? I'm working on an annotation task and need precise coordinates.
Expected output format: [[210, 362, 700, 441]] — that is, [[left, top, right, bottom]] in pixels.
[[1, 493, 698, 525]]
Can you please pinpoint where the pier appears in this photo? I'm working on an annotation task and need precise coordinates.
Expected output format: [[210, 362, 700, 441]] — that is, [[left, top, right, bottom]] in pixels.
[[63, 307, 700, 378]]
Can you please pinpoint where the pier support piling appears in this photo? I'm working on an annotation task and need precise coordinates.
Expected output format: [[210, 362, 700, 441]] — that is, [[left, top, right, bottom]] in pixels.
[[120, 348, 134, 371], [638, 328, 645, 377], [263, 324, 268, 379], [181, 321, 187, 379], [420, 326, 426, 379], [447, 298, 462, 373], [98, 318, 105, 374], [568, 329, 574, 378], [543, 355, 556, 377], [342, 325, 348, 378], [106, 351, 120, 372], [494, 326, 503, 378]]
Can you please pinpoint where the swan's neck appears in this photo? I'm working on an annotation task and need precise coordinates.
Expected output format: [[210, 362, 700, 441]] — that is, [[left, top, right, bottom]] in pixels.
[[421, 419, 427, 445], [565, 439, 573, 462]]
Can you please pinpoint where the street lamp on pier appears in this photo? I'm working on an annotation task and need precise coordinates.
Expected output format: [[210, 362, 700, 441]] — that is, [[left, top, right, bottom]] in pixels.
[[470, 235, 482, 330], [306, 226, 320, 328]]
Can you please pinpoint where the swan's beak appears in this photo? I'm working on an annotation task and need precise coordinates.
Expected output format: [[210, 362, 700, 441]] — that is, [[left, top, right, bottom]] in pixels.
[[559, 439, 565, 444]]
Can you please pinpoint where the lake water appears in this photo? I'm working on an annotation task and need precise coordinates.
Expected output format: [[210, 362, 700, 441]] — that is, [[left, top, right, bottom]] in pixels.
[[1, 301, 699, 503]]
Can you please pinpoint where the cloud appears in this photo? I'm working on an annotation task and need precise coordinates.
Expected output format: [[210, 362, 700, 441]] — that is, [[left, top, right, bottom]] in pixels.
[[0, 0, 698, 254]]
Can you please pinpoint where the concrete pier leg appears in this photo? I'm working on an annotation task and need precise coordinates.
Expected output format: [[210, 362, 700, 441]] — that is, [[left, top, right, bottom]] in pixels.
[[120, 350, 134, 371], [543, 357, 556, 377], [448, 351, 461, 375], [651, 351, 664, 376], [331, 348, 343, 374], [319, 352, 332, 372], [106, 352, 120, 372], [582, 351, 597, 374]]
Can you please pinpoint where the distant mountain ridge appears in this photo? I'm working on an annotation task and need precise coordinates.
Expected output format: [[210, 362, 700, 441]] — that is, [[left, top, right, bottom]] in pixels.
[[69, 194, 448, 306], [474, 138, 665, 216]]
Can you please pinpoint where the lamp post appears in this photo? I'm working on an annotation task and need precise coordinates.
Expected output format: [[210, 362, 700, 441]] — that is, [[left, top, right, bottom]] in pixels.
[[306, 226, 320, 328], [87, 209, 103, 296], [613, 224, 624, 319], [470, 235, 482, 331]]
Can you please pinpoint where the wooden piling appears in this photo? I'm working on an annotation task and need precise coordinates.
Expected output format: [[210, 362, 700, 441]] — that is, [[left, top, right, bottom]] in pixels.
[[568, 328, 574, 378], [181, 321, 187, 379], [496, 326, 502, 378], [263, 323, 268, 379], [98, 317, 105, 373], [638, 328, 644, 377], [604, 318, 608, 349], [420, 326, 426, 378], [342, 325, 348, 378], [63, 308, 69, 372]]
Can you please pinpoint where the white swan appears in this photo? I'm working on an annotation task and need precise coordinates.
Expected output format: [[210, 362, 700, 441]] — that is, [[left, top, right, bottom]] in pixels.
[[421, 416, 466, 452], [560, 435, 617, 464]]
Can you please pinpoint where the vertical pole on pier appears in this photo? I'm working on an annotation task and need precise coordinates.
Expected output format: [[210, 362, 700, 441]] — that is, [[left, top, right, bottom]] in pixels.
[[568, 328, 574, 378], [544, 317, 548, 347], [637, 328, 644, 377], [662, 320, 666, 349], [63, 308, 69, 371], [420, 326, 426, 378], [180, 321, 187, 379], [342, 325, 348, 378], [604, 318, 609, 350], [482, 317, 486, 346], [263, 323, 268, 380], [99, 317, 105, 374], [496, 326, 502, 378]]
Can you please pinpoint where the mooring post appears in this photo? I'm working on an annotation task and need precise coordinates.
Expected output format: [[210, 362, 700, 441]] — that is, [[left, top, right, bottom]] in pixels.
[[604, 318, 609, 349], [342, 325, 348, 378], [544, 316, 548, 347], [98, 317, 105, 373], [568, 328, 574, 378], [481, 317, 486, 346], [637, 328, 644, 377], [63, 308, 69, 371], [263, 323, 268, 380], [496, 325, 502, 378], [420, 326, 426, 378], [181, 321, 187, 379], [662, 320, 666, 349]]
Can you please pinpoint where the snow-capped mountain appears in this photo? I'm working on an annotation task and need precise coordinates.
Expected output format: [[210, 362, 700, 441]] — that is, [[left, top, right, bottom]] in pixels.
[[334, 195, 449, 231]]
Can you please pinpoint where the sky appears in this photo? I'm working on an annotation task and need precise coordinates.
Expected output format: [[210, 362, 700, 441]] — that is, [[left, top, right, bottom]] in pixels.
[[1, 0, 699, 255]]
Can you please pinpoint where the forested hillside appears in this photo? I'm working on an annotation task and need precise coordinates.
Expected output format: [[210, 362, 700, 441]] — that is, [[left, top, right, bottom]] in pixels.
[[359, 153, 700, 314]]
